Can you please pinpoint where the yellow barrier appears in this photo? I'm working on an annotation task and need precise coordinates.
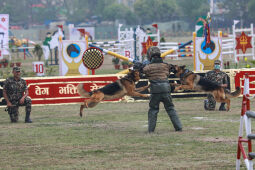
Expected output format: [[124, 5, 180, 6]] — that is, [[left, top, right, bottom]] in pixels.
[[89, 42, 192, 74], [161, 48, 176, 58], [117, 48, 178, 74], [107, 51, 130, 61], [117, 69, 129, 74]]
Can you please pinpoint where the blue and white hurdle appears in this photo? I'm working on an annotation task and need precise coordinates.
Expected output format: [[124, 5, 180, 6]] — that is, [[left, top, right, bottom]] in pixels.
[[88, 39, 134, 58], [159, 42, 193, 59]]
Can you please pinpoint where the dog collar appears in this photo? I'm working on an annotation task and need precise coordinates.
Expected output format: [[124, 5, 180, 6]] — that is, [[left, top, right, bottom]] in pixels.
[[180, 69, 190, 78]]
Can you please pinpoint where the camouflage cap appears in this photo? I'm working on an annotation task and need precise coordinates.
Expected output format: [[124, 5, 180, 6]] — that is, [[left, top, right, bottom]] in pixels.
[[13, 66, 21, 72], [214, 60, 221, 65]]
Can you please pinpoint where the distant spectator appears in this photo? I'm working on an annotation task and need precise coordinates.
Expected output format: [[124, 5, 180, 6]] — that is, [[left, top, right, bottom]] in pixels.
[[146, 28, 155, 41]]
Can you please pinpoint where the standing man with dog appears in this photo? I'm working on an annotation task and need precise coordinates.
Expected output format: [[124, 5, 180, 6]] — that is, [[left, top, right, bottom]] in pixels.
[[3, 67, 32, 123], [204, 60, 229, 111], [142, 46, 182, 133]]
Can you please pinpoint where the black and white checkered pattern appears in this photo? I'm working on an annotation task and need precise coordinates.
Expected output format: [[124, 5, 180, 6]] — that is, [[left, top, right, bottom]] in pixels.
[[82, 48, 104, 70]]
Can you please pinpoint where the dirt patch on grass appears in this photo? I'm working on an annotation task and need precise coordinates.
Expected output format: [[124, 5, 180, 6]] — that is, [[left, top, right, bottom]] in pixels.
[[192, 116, 239, 123], [199, 137, 236, 144]]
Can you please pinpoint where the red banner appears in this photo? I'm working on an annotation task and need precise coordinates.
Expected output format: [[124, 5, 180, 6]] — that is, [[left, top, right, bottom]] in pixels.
[[234, 70, 255, 94], [2, 70, 255, 107], [24, 75, 121, 105]]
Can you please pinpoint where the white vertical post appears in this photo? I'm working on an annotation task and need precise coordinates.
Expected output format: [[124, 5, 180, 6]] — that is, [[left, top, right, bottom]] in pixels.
[[236, 159, 240, 170], [239, 116, 244, 137], [157, 28, 160, 44], [218, 31, 223, 68], [244, 114, 251, 136], [251, 24, 254, 60], [118, 24, 121, 41], [249, 160, 253, 170], [210, 0, 214, 14], [233, 24, 238, 63], [244, 159, 250, 170]]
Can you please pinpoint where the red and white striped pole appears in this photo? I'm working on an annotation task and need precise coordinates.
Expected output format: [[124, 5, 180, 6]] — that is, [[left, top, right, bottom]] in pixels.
[[236, 73, 253, 170]]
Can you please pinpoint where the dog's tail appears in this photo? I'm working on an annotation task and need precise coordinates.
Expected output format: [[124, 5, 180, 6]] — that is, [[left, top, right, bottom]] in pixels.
[[226, 87, 241, 98], [77, 83, 91, 98]]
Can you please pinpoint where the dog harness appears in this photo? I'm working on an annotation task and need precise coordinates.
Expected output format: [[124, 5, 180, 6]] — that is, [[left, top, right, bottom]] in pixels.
[[180, 69, 193, 83]]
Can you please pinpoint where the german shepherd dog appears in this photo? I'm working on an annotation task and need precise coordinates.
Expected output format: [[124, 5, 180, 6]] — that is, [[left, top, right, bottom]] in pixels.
[[77, 69, 149, 117], [171, 65, 241, 111]]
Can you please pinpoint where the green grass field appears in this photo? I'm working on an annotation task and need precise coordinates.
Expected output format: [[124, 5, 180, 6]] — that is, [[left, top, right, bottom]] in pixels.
[[1, 37, 255, 169], [0, 97, 252, 169]]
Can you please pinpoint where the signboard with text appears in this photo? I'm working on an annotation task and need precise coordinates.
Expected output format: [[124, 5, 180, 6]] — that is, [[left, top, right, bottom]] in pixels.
[[32, 61, 45, 76], [1, 70, 255, 107], [0, 75, 121, 106]]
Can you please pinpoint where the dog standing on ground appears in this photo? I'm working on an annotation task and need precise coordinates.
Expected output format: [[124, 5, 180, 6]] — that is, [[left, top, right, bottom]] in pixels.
[[77, 69, 149, 117], [171, 65, 241, 111]]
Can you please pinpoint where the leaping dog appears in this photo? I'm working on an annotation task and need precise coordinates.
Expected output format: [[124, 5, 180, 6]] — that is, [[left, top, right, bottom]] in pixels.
[[77, 69, 149, 117], [171, 65, 241, 111]]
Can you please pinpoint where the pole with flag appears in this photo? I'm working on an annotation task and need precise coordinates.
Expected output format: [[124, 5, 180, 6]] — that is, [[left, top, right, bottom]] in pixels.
[[152, 24, 160, 43], [152, 24, 158, 32], [234, 20, 240, 26], [57, 25, 63, 65]]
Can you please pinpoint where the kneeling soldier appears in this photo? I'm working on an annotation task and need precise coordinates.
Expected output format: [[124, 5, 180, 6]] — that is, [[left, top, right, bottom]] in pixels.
[[3, 67, 32, 123]]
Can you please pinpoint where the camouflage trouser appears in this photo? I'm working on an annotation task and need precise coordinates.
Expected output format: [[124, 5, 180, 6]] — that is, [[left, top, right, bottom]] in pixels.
[[148, 93, 182, 132], [204, 89, 230, 110], [205, 94, 216, 110], [8, 97, 32, 122]]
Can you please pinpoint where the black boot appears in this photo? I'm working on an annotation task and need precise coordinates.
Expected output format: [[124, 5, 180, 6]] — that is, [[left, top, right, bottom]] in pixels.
[[25, 112, 32, 123], [219, 103, 227, 111], [204, 99, 215, 111], [204, 99, 209, 110]]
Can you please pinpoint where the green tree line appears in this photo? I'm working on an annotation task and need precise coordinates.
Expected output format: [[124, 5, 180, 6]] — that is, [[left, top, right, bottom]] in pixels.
[[0, 0, 254, 28]]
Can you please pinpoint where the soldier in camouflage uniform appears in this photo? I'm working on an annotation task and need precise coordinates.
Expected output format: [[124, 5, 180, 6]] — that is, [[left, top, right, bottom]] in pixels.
[[143, 46, 182, 133], [3, 67, 32, 123], [204, 60, 229, 111]]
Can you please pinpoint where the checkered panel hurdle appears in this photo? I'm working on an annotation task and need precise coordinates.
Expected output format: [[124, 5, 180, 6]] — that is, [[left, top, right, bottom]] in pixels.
[[82, 47, 104, 70]]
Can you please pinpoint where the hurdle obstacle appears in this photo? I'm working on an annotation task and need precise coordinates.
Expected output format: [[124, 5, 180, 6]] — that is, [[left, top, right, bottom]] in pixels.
[[88, 39, 134, 58], [222, 38, 235, 59], [159, 42, 193, 59], [236, 73, 255, 170], [89, 44, 134, 63], [89, 40, 192, 75], [99, 22, 255, 62], [118, 25, 135, 60], [233, 23, 255, 62], [160, 41, 192, 58], [158, 22, 255, 62], [118, 24, 194, 61], [90, 40, 192, 63], [221, 23, 255, 63]]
